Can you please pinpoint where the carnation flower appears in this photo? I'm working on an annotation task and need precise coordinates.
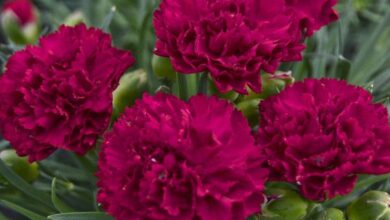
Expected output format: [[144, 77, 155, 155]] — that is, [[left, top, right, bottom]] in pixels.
[[0, 24, 135, 161], [153, 0, 338, 94], [2, 0, 35, 26], [97, 93, 268, 220], [258, 79, 390, 201], [286, 0, 338, 36]]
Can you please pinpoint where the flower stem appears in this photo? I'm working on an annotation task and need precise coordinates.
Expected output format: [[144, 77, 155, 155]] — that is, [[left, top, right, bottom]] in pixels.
[[197, 72, 209, 95], [177, 73, 188, 100]]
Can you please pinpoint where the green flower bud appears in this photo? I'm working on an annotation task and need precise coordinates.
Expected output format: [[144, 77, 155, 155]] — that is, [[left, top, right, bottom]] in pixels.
[[260, 187, 311, 220], [353, 0, 374, 11], [152, 55, 176, 81], [347, 191, 390, 220], [313, 208, 345, 220], [236, 99, 260, 127], [1, 10, 39, 45], [1, 10, 26, 44], [64, 11, 86, 26], [245, 72, 294, 101], [113, 69, 148, 119], [209, 80, 239, 101], [0, 149, 39, 183], [22, 21, 39, 43]]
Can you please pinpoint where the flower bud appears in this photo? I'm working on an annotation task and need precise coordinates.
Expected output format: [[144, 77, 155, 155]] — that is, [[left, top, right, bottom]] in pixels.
[[0, 149, 39, 183], [1, 0, 39, 45], [236, 99, 260, 127], [209, 80, 239, 101], [353, 0, 374, 11], [152, 55, 176, 81], [64, 11, 85, 26], [113, 69, 148, 119], [260, 187, 311, 220], [313, 208, 345, 220], [1, 10, 25, 44], [245, 72, 294, 100], [347, 191, 390, 220]]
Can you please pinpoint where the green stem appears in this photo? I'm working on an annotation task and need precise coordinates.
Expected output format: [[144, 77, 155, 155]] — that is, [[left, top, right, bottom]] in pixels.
[[177, 73, 188, 100], [197, 72, 209, 95]]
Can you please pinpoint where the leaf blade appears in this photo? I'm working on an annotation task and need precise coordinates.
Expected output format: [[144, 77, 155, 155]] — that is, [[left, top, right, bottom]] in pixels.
[[0, 159, 54, 209], [101, 6, 116, 32], [51, 178, 75, 213], [0, 200, 47, 220], [48, 212, 114, 220]]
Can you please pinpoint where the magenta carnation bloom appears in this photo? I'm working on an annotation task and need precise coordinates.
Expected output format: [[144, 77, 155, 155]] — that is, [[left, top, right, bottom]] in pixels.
[[0, 24, 135, 161], [2, 0, 35, 26], [286, 0, 338, 36], [97, 93, 268, 220], [258, 79, 390, 201], [153, 0, 338, 94]]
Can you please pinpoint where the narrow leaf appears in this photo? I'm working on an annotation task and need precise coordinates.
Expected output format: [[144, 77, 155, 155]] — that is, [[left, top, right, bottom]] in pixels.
[[40, 160, 95, 182], [48, 212, 114, 220], [51, 178, 75, 213], [0, 211, 8, 219], [0, 200, 47, 220], [336, 55, 351, 80], [101, 6, 116, 32], [0, 159, 54, 209], [351, 11, 390, 83]]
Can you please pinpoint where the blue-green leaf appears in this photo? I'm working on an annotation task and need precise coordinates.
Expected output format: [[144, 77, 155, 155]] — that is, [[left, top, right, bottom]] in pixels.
[[39, 160, 95, 182], [336, 55, 351, 80], [101, 6, 116, 32], [0, 159, 54, 209], [0, 200, 47, 220], [51, 178, 75, 213], [48, 212, 113, 220]]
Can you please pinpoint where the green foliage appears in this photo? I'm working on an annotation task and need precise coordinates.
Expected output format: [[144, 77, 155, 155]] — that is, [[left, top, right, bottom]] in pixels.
[[347, 191, 390, 220], [286, 0, 390, 109], [0, 149, 39, 183], [51, 178, 75, 213], [48, 212, 113, 220]]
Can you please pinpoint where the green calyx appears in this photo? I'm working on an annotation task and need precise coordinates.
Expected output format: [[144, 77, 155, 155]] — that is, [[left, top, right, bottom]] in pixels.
[[64, 11, 86, 26], [259, 187, 311, 220], [245, 72, 294, 101], [1, 10, 39, 45], [208, 80, 239, 101], [312, 208, 345, 220], [236, 99, 261, 127], [347, 191, 390, 220], [112, 69, 148, 119], [152, 55, 176, 81], [0, 149, 39, 183]]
